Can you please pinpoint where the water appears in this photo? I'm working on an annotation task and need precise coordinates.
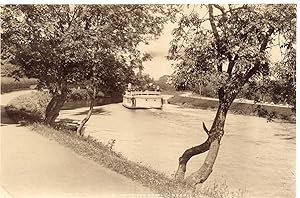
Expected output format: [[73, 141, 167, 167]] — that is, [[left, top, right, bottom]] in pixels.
[[59, 103, 295, 198]]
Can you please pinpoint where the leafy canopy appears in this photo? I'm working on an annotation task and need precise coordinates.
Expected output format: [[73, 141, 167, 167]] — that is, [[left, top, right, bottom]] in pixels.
[[1, 5, 177, 94], [169, 4, 296, 105]]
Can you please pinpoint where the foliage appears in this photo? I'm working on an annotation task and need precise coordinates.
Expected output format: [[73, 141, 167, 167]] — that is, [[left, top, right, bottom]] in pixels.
[[1, 64, 19, 77], [169, 4, 296, 107], [67, 88, 105, 101], [271, 59, 296, 110], [5, 91, 51, 121], [1, 5, 176, 91], [67, 88, 90, 101], [132, 72, 155, 90], [155, 75, 176, 92], [239, 79, 295, 108], [1, 5, 179, 124], [1, 77, 37, 93]]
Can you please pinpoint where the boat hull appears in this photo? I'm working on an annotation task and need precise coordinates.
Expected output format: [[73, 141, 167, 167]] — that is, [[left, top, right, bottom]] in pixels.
[[122, 94, 163, 109]]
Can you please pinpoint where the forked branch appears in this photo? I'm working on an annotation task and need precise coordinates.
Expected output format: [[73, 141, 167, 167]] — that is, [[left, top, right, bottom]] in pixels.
[[202, 121, 209, 135]]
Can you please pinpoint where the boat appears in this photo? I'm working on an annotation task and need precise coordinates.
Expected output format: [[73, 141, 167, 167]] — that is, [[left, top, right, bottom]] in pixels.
[[122, 84, 163, 109]]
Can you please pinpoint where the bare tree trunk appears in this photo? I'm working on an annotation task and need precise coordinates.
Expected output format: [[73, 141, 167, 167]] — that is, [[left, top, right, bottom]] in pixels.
[[199, 85, 202, 96], [175, 123, 211, 181], [185, 138, 220, 185], [44, 83, 68, 126], [175, 98, 231, 186], [77, 86, 97, 136], [44, 95, 59, 125]]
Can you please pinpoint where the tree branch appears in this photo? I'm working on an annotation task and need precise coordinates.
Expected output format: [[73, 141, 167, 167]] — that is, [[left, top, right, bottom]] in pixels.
[[208, 5, 221, 43], [177, 139, 211, 170], [209, 4, 235, 72], [227, 54, 239, 75], [243, 26, 275, 83], [65, 6, 81, 32], [213, 4, 227, 20], [202, 122, 209, 135]]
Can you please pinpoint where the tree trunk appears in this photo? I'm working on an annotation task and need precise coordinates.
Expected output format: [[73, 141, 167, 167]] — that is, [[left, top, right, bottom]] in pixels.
[[199, 84, 202, 96], [77, 87, 97, 136], [44, 83, 68, 126], [175, 99, 231, 186], [174, 122, 211, 181], [185, 138, 220, 185]]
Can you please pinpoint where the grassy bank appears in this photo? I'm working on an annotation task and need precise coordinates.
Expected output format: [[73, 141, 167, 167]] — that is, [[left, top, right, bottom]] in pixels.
[[1, 77, 37, 93], [168, 95, 295, 122], [28, 123, 193, 196]]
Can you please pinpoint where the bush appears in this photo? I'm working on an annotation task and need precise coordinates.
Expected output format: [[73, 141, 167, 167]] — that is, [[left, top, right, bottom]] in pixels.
[[1, 77, 37, 93], [1, 64, 19, 77], [67, 88, 106, 102], [5, 91, 51, 122], [68, 88, 90, 101]]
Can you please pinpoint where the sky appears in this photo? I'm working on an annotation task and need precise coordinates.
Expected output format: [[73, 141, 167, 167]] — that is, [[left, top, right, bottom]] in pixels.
[[139, 5, 206, 80], [139, 22, 177, 80], [139, 5, 284, 80]]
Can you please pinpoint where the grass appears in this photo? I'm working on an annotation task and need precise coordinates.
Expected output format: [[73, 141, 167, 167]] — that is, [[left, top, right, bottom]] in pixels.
[[5, 91, 51, 122], [5, 91, 248, 198], [1, 77, 38, 94]]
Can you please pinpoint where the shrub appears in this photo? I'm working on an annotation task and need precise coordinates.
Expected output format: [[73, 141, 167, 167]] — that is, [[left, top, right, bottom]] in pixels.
[[68, 88, 90, 101], [1, 64, 19, 77], [68, 88, 106, 102], [1, 77, 37, 93], [5, 91, 51, 122]]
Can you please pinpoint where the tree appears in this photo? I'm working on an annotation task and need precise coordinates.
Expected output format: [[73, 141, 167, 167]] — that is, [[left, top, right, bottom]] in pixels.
[[76, 52, 138, 135], [1, 5, 177, 126], [168, 4, 296, 185], [155, 75, 176, 92]]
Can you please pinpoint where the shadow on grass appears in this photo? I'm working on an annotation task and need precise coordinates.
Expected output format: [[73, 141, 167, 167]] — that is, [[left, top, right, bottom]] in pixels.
[[56, 118, 80, 132], [58, 118, 80, 124]]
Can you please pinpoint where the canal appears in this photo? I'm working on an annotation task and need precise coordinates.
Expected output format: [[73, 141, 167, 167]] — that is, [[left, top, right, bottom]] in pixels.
[[59, 103, 295, 198]]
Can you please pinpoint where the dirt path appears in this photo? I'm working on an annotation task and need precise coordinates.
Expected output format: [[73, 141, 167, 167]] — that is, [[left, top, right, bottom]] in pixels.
[[0, 91, 150, 198]]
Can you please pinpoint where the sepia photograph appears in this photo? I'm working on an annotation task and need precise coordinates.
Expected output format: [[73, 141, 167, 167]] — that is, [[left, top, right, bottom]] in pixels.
[[0, 3, 297, 198]]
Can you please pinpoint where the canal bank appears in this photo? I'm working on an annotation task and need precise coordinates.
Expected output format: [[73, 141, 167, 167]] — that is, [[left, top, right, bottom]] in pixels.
[[167, 92, 295, 122]]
